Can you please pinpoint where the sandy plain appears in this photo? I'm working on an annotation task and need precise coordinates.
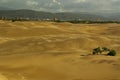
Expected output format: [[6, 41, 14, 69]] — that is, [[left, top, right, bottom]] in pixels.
[[0, 20, 120, 80]]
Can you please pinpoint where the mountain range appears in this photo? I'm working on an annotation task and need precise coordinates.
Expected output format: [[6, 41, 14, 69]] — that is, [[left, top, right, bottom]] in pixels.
[[0, 7, 120, 21]]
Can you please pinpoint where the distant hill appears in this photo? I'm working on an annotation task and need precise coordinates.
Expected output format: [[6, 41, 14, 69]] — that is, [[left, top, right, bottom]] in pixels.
[[105, 13, 120, 21], [54, 12, 107, 21], [0, 9, 54, 20], [96, 12, 120, 21], [0, 9, 119, 21]]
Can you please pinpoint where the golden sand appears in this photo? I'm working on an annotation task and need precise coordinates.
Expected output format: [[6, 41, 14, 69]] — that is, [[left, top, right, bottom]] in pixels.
[[0, 21, 120, 80]]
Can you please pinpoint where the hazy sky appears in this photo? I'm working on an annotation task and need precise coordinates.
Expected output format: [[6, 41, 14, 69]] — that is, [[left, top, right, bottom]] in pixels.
[[0, 0, 120, 12]]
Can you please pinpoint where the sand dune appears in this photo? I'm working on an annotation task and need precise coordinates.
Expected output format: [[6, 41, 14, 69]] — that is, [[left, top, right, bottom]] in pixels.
[[0, 21, 120, 80], [0, 74, 8, 80]]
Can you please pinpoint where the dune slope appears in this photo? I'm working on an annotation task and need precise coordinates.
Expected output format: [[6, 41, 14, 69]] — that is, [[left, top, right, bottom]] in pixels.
[[0, 21, 120, 80]]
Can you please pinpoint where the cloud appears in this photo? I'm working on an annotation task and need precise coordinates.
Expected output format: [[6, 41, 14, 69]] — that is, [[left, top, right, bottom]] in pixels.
[[26, 0, 39, 9], [1, 0, 8, 3], [26, 1, 39, 6], [0, 0, 120, 13], [75, 0, 86, 3], [52, 0, 64, 12]]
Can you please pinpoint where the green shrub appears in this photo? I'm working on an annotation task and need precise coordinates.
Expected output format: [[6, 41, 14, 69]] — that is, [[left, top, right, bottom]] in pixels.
[[92, 47, 102, 55], [107, 50, 116, 56], [92, 51, 96, 55], [92, 47, 117, 56], [102, 47, 110, 51], [12, 19, 16, 22]]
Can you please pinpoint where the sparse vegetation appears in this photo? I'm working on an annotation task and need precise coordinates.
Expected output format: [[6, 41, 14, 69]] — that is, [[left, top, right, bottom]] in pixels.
[[12, 19, 16, 22], [92, 47, 103, 55], [107, 50, 116, 56], [102, 47, 110, 52], [92, 47, 116, 56]]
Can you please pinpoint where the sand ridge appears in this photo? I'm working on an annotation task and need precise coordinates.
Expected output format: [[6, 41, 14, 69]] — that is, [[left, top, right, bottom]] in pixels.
[[0, 21, 120, 80]]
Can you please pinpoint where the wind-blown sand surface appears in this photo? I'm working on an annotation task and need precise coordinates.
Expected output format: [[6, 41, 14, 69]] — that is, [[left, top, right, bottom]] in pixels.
[[0, 20, 120, 80]]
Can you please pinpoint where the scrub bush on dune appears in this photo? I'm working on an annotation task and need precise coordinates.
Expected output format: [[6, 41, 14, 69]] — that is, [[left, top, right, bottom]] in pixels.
[[92, 47, 103, 55], [107, 50, 116, 56], [92, 47, 116, 56]]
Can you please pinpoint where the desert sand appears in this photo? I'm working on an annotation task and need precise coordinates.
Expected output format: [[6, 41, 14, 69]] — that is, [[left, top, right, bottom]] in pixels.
[[0, 20, 120, 80]]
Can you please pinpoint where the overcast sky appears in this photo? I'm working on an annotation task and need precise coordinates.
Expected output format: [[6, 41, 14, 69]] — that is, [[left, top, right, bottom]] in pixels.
[[0, 0, 120, 12]]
